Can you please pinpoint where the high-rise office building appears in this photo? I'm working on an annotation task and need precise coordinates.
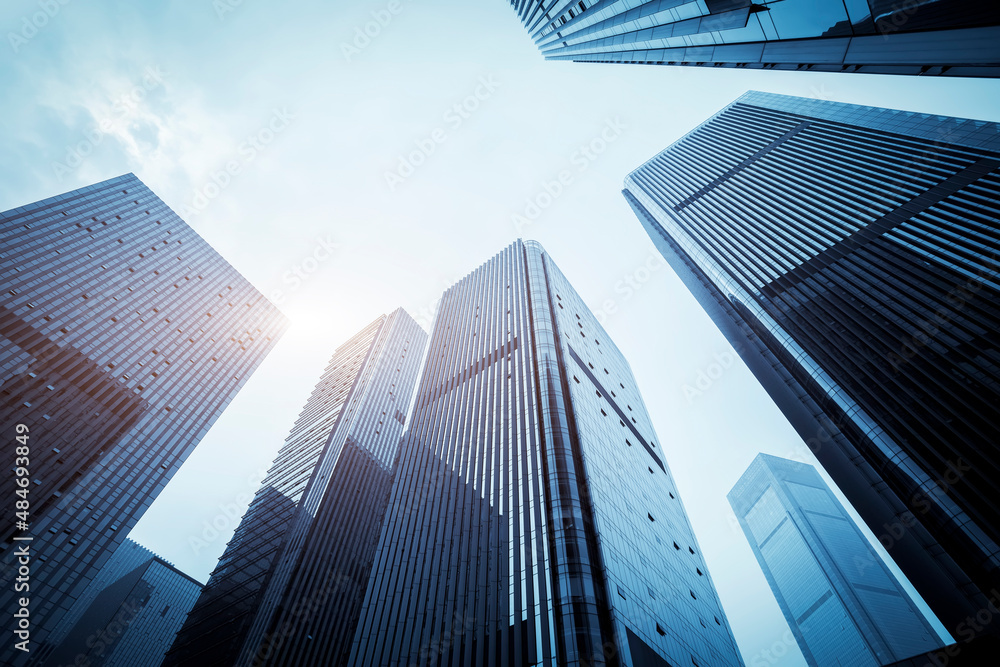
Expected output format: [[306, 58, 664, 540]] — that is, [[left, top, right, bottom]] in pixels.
[[729, 454, 942, 666], [508, 0, 1000, 76], [31, 539, 160, 663], [0, 173, 287, 663], [350, 240, 743, 667], [33, 539, 202, 667], [164, 309, 426, 667], [623, 90, 1000, 637]]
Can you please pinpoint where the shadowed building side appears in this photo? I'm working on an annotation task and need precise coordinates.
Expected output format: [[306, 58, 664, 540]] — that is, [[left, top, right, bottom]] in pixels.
[[624, 90, 1000, 638]]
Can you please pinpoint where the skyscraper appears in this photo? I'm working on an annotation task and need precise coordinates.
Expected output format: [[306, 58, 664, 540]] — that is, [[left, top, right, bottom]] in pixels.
[[729, 454, 942, 666], [32, 539, 202, 667], [623, 91, 1000, 637], [0, 173, 287, 664], [164, 309, 426, 667], [350, 240, 743, 667], [508, 0, 1000, 76]]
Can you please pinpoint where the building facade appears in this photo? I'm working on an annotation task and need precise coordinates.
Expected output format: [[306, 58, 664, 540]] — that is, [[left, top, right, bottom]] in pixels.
[[508, 0, 1000, 76], [31, 539, 159, 663], [729, 454, 942, 665], [0, 173, 287, 664], [623, 91, 1000, 637], [164, 309, 426, 667], [350, 240, 743, 667], [33, 539, 201, 667]]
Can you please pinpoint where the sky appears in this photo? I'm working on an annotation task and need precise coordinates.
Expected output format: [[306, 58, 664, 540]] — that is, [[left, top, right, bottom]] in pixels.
[[3, 1, 999, 664]]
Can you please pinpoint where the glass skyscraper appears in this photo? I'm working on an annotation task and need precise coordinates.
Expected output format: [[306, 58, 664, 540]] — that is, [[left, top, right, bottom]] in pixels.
[[508, 0, 1000, 76], [729, 454, 942, 666], [623, 91, 1000, 638], [350, 240, 743, 667], [0, 173, 287, 664], [164, 309, 426, 667], [31, 539, 202, 667]]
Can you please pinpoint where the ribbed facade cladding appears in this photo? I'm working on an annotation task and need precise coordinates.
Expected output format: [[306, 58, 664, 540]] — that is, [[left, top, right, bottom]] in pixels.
[[0, 173, 287, 664], [350, 241, 742, 667], [243, 308, 426, 666], [623, 91, 1000, 635], [37, 546, 201, 667], [164, 309, 426, 667], [508, 0, 1000, 76], [729, 455, 942, 666]]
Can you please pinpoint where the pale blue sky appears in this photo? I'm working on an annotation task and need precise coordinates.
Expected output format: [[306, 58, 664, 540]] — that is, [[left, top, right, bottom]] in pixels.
[[4, 1, 999, 664]]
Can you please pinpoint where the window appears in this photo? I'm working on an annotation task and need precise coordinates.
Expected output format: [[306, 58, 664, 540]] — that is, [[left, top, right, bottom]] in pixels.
[[656, 623, 665, 636]]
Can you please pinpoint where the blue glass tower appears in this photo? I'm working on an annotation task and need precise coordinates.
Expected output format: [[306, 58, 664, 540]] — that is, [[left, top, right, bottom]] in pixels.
[[164, 309, 426, 667], [623, 90, 1000, 637], [0, 174, 287, 665], [729, 454, 942, 665], [350, 240, 743, 667], [508, 0, 1000, 76]]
